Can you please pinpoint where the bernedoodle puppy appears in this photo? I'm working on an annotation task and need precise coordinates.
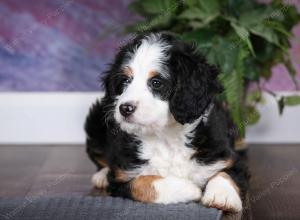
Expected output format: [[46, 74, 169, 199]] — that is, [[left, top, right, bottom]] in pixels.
[[85, 32, 249, 212]]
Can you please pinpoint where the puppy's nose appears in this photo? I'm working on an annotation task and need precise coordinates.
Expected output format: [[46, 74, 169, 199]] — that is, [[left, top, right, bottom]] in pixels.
[[119, 102, 136, 117]]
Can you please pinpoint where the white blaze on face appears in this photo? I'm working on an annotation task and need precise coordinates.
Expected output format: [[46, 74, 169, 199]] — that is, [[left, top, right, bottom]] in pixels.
[[114, 34, 171, 134]]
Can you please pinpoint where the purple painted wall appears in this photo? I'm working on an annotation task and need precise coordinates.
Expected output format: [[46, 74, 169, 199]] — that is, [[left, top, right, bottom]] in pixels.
[[0, 0, 299, 91], [0, 0, 137, 91], [258, 0, 300, 91]]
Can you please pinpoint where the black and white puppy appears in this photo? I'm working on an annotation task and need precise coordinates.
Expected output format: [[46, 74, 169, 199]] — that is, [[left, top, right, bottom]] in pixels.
[[85, 32, 249, 212]]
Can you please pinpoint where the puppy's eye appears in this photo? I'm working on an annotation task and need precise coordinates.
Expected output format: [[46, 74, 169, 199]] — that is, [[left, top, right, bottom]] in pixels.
[[121, 77, 132, 85], [150, 78, 163, 89]]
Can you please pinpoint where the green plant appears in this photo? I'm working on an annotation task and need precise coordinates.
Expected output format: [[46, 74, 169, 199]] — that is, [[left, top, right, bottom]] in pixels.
[[127, 0, 300, 137]]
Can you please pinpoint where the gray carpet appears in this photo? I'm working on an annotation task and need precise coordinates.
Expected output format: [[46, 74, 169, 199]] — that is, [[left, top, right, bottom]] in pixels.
[[0, 196, 222, 220]]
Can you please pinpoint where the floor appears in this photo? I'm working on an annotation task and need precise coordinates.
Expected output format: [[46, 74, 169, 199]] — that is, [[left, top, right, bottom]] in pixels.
[[0, 144, 299, 220]]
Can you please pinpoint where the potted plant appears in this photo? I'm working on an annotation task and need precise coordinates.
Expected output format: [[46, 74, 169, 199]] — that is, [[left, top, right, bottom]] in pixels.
[[127, 0, 300, 146]]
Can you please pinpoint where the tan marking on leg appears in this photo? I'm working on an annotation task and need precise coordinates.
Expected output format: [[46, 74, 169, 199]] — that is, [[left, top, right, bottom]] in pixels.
[[131, 175, 162, 203], [115, 169, 131, 182], [205, 158, 234, 183], [225, 158, 234, 169], [96, 159, 108, 168], [123, 66, 133, 77], [148, 70, 158, 79]]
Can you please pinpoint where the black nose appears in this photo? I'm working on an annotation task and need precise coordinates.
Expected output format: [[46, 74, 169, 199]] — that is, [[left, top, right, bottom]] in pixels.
[[119, 102, 136, 117]]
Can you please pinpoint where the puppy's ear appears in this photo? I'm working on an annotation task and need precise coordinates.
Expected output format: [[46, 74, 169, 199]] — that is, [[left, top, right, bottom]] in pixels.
[[169, 43, 222, 124]]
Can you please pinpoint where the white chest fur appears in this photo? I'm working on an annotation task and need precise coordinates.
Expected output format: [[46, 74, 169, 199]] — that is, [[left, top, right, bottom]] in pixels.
[[134, 123, 228, 188]]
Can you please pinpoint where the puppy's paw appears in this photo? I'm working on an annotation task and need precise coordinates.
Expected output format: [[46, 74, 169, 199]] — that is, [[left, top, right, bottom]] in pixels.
[[153, 177, 202, 204], [201, 174, 242, 212], [91, 167, 109, 189]]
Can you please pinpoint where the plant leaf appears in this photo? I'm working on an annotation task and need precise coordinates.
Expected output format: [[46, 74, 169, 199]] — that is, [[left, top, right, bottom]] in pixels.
[[179, 8, 219, 27], [179, 8, 207, 20], [244, 57, 260, 81], [247, 90, 264, 104], [129, 0, 178, 16], [281, 52, 299, 89], [245, 106, 260, 125], [181, 29, 215, 50], [230, 22, 255, 55], [277, 96, 285, 115], [284, 96, 300, 106], [264, 20, 291, 37], [184, 0, 202, 7], [219, 48, 247, 137], [210, 38, 239, 75], [198, 0, 220, 14], [226, 0, 256, 17], [239, 7, 273, 28], [250, 24, 280, 46], [126, 17, 172, 33]]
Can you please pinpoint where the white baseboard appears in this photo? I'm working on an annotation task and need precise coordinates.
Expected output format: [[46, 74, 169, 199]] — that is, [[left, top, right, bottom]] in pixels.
[[245, 92, 300, 144], [0, 93, 102, 144], [0, 92, 299, 144]]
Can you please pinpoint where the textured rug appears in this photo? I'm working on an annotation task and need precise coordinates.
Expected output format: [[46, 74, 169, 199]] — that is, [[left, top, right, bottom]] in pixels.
[[0, 196, 221, 220]]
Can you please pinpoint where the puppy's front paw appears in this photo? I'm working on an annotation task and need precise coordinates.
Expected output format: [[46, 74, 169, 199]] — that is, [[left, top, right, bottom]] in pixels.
[[153, 177, 202, 204], [201, 174, 242, 212], [91, 167, 109, 189]]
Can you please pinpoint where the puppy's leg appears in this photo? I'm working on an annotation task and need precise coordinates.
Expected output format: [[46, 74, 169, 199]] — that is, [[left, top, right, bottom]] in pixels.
[[142, 176, 202, 204], [92, 167, 109, 189], [88, 149, 110, 189], [110, 175, 202, 204], [201, 172, 242, 212]]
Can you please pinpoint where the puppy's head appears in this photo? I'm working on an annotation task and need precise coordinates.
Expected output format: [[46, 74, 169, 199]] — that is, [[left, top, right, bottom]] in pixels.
[[103, 33, 222, 135]]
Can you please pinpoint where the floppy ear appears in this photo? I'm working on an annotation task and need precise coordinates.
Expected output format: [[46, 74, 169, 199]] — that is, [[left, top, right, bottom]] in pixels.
[[169, 43, 222, 124]]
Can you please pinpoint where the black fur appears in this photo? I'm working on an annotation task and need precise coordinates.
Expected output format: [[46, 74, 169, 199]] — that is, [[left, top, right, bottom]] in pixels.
[[168, 40, 222, 124], [85, 32, 249, 207]]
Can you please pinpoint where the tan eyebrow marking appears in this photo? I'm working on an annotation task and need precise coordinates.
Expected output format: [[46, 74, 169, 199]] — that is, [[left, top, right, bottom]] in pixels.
[[148, 70, 158, 79], [123, 66, 133, 77]]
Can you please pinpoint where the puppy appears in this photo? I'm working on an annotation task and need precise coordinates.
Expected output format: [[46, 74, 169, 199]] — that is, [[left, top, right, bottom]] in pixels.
[[85, 32, 249, 212]]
